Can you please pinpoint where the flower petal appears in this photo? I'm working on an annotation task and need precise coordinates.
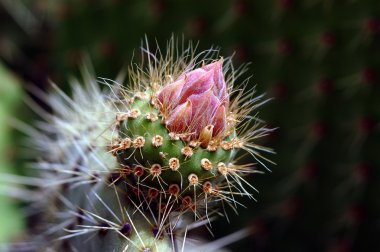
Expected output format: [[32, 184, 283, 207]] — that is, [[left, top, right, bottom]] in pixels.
[[202, 59, 227, 102], [188, 89, 220, 135], [199, 125, 214, 148], [166, 99, 193, 133], [212, 104, 227, 137], [158, 78, 185, 111], [178, 69, 214, 104]]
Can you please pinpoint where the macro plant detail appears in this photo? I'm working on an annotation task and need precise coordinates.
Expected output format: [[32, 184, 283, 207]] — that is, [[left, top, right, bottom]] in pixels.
[[2, 1, 379, 251], [6, 39, 273, 252]]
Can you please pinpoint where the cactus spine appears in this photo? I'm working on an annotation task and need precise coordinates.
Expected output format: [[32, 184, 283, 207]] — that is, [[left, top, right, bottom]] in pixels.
[[10, 39, 272, 251]]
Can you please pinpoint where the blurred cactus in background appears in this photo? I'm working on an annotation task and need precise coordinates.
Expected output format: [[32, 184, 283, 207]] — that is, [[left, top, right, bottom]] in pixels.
[[0, 63, 24, 244], [1, 0, 380, 251]]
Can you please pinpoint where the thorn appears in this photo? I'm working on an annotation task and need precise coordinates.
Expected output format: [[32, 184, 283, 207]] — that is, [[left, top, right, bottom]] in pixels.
[[120, 222, 132, 236], [133, 136, 145, 148], [120, 137, 132, 149], [128, 109, 141, 119], [206, 140, 218, 152], [181, 147, 194, 158], [148, 188, 159, 199], [203, 181, 213, 194], [188, 173, 199, 186], [221, 141, 233, 150], [152, 135, 164, 147], [146, 112, 158, 122], [201, 158, 213, 171], [182, 196, 193, 208], [168, 184, 180, 196], [217, 162, 228, 175], [150, 164, 162, 177], [135, 92, 149, 100], [168, 158, 180, 171], [134, 165, 145, 177]]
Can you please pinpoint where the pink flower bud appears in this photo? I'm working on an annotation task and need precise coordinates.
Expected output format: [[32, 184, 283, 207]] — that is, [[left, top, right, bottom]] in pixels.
[[158, 59, 228, 141]]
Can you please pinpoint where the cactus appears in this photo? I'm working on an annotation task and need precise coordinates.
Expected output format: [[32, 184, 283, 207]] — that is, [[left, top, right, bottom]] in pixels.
[[0, 63, 25, 244], [2, 0, 380, 250], [5, 39, 271, 251]]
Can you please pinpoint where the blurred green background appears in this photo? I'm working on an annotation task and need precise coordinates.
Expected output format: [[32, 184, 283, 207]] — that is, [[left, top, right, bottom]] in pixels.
[[1, 0, 380, 251]]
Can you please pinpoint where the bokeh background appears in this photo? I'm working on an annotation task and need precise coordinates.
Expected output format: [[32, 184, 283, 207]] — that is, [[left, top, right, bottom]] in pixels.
[[1, 0, 380, 251]]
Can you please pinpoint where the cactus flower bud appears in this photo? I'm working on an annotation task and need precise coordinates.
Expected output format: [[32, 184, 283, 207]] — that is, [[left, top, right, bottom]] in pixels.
[[9, 38, 273, 252], [158, 59, 228, 140]]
